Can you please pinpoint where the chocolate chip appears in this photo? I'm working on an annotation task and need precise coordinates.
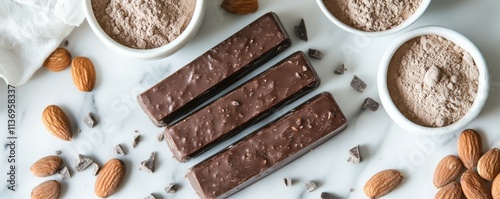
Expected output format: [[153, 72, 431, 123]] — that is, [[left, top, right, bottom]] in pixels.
[[133, 134, 140, 148], [362, 98, 379, 111], [55, 150, 62, 155], [334, 64, 345, 75], [347, 145, 362, 164], [114, 144, 126, 156], [92, 163, 100, 176], [144, 194, 156, 199], [295, 18, 308, 41], [321, 192, 336, 199], [308, 49, 323, 60], [140, 152, 156, 173], [57, 166, 71, 180], [83, 112, 97, 128], [350, 75, 367, 93], [165, 183, 177, 193], [305, 181, 317, 192], [283, 178, 293, 187], [156, 132, 165, 142], [74, 154, 93, 172]]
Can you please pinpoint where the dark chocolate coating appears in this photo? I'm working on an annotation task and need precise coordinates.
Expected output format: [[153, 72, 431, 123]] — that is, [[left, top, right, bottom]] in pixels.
[[186, 92, 347, 199], [137, 12, 291, 127], [165, 51, 320, 162]]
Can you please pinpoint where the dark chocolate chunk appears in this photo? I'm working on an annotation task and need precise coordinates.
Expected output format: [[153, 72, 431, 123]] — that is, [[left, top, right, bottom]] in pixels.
[[165, 183, 177, 193], [63, 40, 69, 47], [350, 75, 367, 93], [55, 150, 62, 155], [84, 112, 97, 128], [144, 194, 156, 199], [92, 163, 100, 176], [137, 12, 292, 127], [114, 144, 125, 156], [57, 166, 70, 180], [308, 48, 323, 59], [74, 154, 93, 172], [347, 145, 362, 164], [305, 181, 317, 192], [362, 97, 379, 111], [165, 51, 320, 162], [156, 132, 165, 142], [186, 92, 347, 199], [284, 178, 293, 187], [140, 152, 156, 173], [295, 18, 308, 41], [321, 192, 336, 199], [132, 135, 140, 148], [334, 64, 345, 75]]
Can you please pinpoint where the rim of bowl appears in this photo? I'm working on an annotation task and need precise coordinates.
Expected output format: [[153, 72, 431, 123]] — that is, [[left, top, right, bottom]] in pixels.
[[316, 0, 431, 37], [377, 26, 490, 135], [83, 0, 205, 59]]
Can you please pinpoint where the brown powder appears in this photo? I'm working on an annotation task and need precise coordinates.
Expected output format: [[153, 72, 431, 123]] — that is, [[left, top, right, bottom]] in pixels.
[[322, 0, 422, 32], [387, 35, 479, 127], [91, 0, 195, 49]]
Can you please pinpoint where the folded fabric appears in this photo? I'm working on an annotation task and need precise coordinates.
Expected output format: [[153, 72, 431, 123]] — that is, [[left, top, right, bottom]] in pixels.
[[0, 0, 85, 86]]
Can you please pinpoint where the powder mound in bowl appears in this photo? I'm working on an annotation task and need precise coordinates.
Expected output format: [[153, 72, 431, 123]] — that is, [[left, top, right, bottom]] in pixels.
[[92, 0, 196, 49], [322, 0, 422, 32], [387, 35, 479, 127]]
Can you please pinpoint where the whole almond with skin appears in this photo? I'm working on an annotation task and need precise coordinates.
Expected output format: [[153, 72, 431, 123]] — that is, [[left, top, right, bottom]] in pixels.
[[434, 181, 463, 199], [458, 129, 482, 169], [30, 155, 63, 177], [478, 148, 500, 181], [221, 0, 258, 14], [433, 155, 464, 188], [31, 180, 61, 199], [461, 169, 491, 199], [95, 158, 125, 198], [43, 48, 71, 72], [492, 172, 500, 199], [71, 56, 96, 92], [42, 105, 72, 141], [363, 169, 404, 199]]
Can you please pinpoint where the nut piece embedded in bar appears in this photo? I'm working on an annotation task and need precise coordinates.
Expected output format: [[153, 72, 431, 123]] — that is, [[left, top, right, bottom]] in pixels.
[[137, 12, 292, 127], [186, 92, 347, 199], [165, 51, 320, 162]]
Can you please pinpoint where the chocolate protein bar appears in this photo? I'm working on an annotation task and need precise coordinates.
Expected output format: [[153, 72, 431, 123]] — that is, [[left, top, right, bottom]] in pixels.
[[186, 92, 347, 199], [137, 12, 291, 127], [165, 51, 320, 162]]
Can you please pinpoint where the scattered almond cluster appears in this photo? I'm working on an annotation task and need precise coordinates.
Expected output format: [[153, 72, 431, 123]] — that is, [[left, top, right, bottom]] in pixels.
[[433, 129, 500, 199]]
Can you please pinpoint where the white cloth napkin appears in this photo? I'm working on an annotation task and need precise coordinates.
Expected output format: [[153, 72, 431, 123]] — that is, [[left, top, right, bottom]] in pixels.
[[0, 0, 85, 86]]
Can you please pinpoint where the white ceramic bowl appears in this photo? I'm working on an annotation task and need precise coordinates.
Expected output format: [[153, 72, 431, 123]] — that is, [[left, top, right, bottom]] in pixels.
[[83, 0, 205, 59], [378, 26, 489, 135], [316, 0, 431, 37]]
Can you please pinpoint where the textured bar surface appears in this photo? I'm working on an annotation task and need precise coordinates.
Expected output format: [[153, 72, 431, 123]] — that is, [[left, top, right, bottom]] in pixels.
[[186, 92, 347, 199], [137, 12, 291, 127], [165, 51, 320, 162]]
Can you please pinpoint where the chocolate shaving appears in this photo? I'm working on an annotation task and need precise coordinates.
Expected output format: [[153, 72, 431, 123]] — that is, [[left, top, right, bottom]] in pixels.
[[362, 98, 379, 111], [74, 154, 93, 172], [305, 181, 317, 192], [55, 150, 62, 155], [283, 178, 293, 187], [83, 112, 97, 128], [321, 192, 336, 199], [92, 163, 100, 176], [57, 166, 71, 180], [334, 64, 346, 75], [156, 133, 165, 142], [114, 144, 126, 156], [140, 152, 156, 173], [133, 135, 140, 148], [350, 75, 367, 93], [295, 18, 308, 41], [144, 194, 156, 199], [308, 49, 323, 59], [347, 145, 362, 164], [165, 183, 177, 193]]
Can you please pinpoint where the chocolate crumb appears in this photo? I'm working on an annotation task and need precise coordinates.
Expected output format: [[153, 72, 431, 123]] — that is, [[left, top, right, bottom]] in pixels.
[[347, 145, 362, 164], [350, 75, 367, 93], [362, 98, 379, 111], [83, 112, 97, 128], [144, 194, 156, 199], [140, 152, 156, 173], [63, 40, 69, 47], [134, 130, 139, 133], [231, 100, 240, 106], [305, 181, 317, 192], [57, 166, 71, 180], [92, 163, 100, 176], [165, 183, 177, 193], [74, 154, 93, 172], [156, 133, 165, 142], [308, 49, 323, 59], [133, 135, 140, 148], [283, 178, 293, 187], [55, 150, 62, 155], [321, 192, 336, 199], [114, 144, 126, 156], [334, 64, 345, 75], [77, 129, 81, 133], [350, 188, 355, 192], [295, 18, 308, 41]]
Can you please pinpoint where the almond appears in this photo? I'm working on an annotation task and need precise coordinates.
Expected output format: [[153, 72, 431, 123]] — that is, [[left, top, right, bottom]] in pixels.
[[457, 129, 482, 169], [95, 158, 125, 198], [434, 181, 463, 199], [71, 57, 96, 92], [461, 169, 491, 199], [433, 155, 464, 188], [43, 48, 71, 72], [221, 0, 258, 14], [478, 148, 500, 181], [363, 169, 404, 199], [30, 155, 63, 177], [31, 180, 61, 199], [42, 105, 72, 141], [492, 172, 500, 199]]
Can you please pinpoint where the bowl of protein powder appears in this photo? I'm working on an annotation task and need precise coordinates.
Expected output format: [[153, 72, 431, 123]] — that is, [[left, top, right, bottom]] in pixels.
[[317, 0, 431, 36], [378, 26, 489, 135]]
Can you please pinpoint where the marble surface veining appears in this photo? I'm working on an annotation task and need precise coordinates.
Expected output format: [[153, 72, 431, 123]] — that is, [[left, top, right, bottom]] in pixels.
[[1, 0, 500, 198]]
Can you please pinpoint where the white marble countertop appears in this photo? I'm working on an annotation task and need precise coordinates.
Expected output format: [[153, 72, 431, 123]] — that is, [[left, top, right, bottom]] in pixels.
[[1, 0, 500, 198]]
